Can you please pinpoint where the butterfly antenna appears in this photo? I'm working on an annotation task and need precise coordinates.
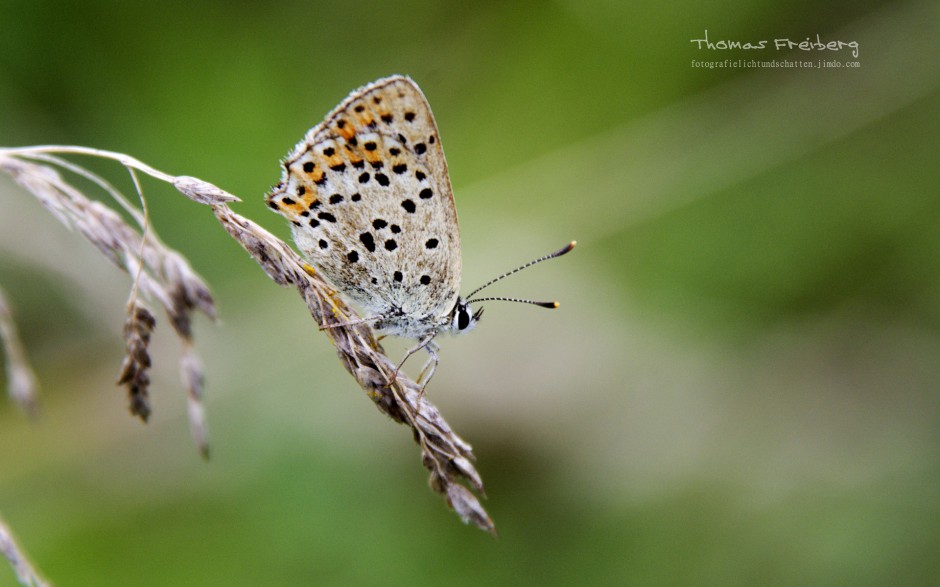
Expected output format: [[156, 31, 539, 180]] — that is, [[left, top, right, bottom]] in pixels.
[[467, 296, 559, 308], [465, 240, 576, 304]]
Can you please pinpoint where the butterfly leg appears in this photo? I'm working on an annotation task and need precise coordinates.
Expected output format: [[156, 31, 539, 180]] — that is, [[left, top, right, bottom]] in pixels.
[[392, 333, 437, 391], [319, 315, 382, 331], [416, 341, 440, 392]]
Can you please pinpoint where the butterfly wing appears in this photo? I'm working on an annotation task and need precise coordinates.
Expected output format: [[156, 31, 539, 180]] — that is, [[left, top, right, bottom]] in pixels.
[[267, 76, 462, 333]]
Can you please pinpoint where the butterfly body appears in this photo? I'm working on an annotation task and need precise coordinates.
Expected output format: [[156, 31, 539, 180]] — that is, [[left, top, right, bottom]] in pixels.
[[268, 76, 572, 384], [267, 76, 468, 341]]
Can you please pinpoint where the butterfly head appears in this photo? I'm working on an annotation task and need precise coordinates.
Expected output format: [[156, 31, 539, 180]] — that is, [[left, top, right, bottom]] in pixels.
[[447, 241, 576, 335], [449, 298, 484, 335]]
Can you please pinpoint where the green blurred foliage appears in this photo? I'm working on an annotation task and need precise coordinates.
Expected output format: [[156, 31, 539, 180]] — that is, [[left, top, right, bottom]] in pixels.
[[2, 0, 940, 585]]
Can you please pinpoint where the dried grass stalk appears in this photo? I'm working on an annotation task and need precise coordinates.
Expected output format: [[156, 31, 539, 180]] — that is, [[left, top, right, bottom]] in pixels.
[[116, 301, 156, 421], [0, 148, 217, 455], [180, 341, 209, 458], [0, 288, 40, 417], [0, 146, 495, 533], [212, 205, 494, 533], [0, 515, 51, 587]]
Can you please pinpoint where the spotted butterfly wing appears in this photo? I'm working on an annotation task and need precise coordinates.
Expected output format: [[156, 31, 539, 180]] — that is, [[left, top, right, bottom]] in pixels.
[[267, 76, 462, 338]]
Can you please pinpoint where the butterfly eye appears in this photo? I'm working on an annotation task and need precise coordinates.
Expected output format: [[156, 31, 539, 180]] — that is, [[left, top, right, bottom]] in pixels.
[[457, 305, 471, 330]]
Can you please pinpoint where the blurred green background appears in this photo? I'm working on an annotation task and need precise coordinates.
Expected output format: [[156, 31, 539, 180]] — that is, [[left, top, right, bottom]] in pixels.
[[2, 0, 939, 584]]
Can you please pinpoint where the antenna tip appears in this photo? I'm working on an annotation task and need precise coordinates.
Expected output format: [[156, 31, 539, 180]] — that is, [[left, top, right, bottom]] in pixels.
[[554, 241, 576, 257], [534, 301, 560, 309]]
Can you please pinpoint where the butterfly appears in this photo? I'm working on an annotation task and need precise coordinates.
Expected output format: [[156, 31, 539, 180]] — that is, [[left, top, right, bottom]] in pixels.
[[266, 75, 574, 385]]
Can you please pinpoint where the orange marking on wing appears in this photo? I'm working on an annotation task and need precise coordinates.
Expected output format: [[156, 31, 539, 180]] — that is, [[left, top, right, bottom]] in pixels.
[[365, 150, 382, 165], [309, 166, 325, 184], [335, 119, 356, 141], [299, 188, 317, 205], [325, 153, 344, 169], [343, 139, 364, 165], [355, 108, 375, 127]]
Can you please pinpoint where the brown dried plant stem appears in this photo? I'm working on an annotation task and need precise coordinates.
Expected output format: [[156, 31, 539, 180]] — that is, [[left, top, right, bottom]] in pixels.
[[211, 205, 495, 534], [0, 516, 50, 587], [0, 148, 216, 459], [0, 287, 40, 416], [0, 146, 495, 535]]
